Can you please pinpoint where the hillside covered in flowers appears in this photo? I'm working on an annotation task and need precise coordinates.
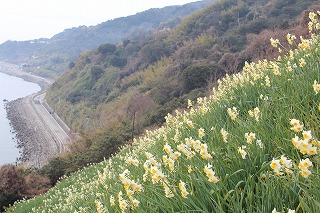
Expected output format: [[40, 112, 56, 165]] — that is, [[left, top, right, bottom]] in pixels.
[[7, 11, 320, 213]]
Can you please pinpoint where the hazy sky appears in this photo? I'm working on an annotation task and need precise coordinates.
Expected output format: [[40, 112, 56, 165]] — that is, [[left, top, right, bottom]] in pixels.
[[0, 0, 199, 44]]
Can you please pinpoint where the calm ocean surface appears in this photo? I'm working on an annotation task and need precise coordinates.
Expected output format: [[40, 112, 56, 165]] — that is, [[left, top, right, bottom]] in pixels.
[[0, 71, 40, 165]]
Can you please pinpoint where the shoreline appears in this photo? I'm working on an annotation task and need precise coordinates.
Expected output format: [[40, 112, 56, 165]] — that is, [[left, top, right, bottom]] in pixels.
[[5, 97, 59, 167], [0, 61, 52, 91], [0, 61, 70, 167]]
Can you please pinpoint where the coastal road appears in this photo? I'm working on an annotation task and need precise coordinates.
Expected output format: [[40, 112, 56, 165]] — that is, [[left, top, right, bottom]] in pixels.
[[31, 93, 70, 153]]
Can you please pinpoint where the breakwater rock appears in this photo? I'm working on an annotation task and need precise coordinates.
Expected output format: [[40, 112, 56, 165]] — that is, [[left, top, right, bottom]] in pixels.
[[5, 96, 59, 168]]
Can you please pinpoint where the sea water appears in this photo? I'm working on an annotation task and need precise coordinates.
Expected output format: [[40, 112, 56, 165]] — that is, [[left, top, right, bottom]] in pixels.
[[0, 71, 40, 165]]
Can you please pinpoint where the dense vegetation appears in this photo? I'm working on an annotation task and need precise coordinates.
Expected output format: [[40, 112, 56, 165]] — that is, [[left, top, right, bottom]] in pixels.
[[0, 0, 213, 78], [44, 0, 319, 182], [7, 10, 320, 212]]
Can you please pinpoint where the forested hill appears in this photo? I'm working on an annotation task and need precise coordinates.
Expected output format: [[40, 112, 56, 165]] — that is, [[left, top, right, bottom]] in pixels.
[[0, 0, 214, 78], [44, 0, 319, 178]]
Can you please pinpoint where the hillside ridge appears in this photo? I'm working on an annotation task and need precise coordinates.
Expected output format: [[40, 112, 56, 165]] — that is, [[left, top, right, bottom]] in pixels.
[[0, 0, 214, 78]]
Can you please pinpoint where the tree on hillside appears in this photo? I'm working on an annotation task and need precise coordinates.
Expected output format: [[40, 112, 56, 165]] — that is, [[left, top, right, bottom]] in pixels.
[[181, 63, 224, 92], [97, 43, 116, 55], [127, 93, 156, 140]]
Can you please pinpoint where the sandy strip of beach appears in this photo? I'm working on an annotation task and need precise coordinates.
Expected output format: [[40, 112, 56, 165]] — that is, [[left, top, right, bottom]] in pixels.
[[0, 61, 70, 167]]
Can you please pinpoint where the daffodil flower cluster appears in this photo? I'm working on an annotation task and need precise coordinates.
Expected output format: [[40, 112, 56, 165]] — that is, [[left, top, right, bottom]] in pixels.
[[117, 169, 142, 211], [163, 143, 181, 159], [163, 143, 181, 171], [125, 156, 139, 166], [270, 155, 293, 176], [200, 104, 209, 115], [271, 118, 318, 178], [203, 164, 219, 183], [309, 12, 318, 23], [248, 107, 260, 121], [143, 152, 164, 183], [117, 191, 128, 212], [227, 107, 239, 120], [95, 200, 107, 213], [313, 80, 320, 94], [181, 137, 212, 160], [178, 180, 189, 198], [265, 75, 271, 87], [299, 58, 306, 67], [186, 119, 194, 128], [198, 128, 205, 138], [162, 182, 174, 198], [150, 166, 165, 184], [292, 131, 318, 156], [270, 62, 281, 76], [308, 12, 320, 33], [119, 169, 143, 195], [244, 132, 256, 144], [200, 143, 213, 160], [286, 61, 293, 72], [290, 119, 318, 155], [286, 33, 296, 45], [270, 38, 280, 48], [237, 146, 247, 159], [289, 119, 303, 132], [289, 50, 294, 60], [244, 132, 264, 148], [298, 36, 311, 50], [298, 158, 313, 178], [177, 141, 195, 159], [110, 195, 115, 206], [220, 128, 228, 143]]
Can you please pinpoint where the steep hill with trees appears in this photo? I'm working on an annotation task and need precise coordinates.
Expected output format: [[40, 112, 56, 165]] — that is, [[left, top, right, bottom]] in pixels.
[[44, 0, 319, 181], [0, 0, 214, 78]]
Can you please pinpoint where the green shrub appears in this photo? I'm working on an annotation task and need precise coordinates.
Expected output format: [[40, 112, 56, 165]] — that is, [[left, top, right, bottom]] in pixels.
[[181, 63, 223, 92]]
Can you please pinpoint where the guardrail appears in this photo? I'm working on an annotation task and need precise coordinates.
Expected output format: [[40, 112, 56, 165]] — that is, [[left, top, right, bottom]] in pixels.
[[41, 100, 71, 134]]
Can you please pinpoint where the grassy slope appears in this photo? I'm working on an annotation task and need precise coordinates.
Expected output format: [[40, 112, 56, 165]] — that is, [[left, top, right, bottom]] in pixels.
[[7, 13, 320, 213]]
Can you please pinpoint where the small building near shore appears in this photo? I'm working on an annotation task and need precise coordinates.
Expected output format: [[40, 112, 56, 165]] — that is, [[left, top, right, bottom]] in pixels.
[[19, 63, 30, 69]]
